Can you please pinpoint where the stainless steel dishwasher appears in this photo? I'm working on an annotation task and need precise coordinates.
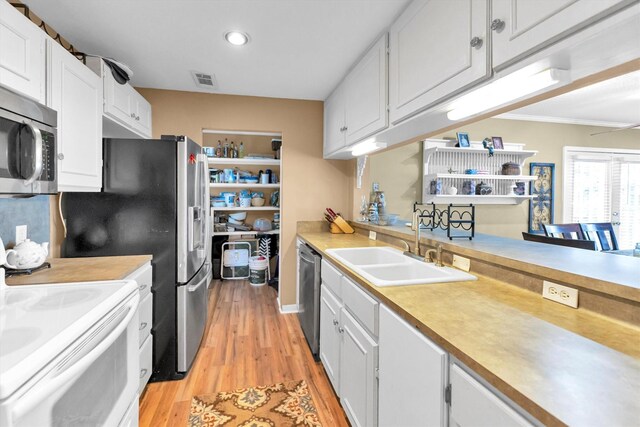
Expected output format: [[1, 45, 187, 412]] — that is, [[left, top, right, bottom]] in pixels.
[[298, 242, 322, 359]]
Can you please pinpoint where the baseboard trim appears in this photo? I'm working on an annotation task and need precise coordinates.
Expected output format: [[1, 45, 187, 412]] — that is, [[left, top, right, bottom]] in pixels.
[[277, 297, 299, 314]]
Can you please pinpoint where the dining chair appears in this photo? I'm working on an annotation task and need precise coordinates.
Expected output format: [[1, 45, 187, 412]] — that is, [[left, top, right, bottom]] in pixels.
[[579, 223, 619, 251], [522, 232, 596, 250], [542, 223, 585, 240]]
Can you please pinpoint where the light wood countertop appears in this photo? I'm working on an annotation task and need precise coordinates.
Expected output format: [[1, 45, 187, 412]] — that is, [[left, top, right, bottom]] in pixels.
[[298, 231, 640, 427], [5, 255, 152, 286], [353, 221, 640, 303]]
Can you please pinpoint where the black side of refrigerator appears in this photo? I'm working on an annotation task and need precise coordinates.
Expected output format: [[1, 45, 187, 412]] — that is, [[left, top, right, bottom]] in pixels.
[[63, 138, 183, 381]]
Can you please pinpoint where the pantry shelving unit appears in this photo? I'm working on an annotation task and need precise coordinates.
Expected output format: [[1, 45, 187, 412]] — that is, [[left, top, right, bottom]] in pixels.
[[208, 156, 281, 237], [422, 139, 538, 205]]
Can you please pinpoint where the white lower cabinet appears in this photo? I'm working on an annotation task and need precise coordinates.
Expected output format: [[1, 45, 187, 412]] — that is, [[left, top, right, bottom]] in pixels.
[[125, 262, 153, 395], [340, 308, 378, 427], [320, 284, 342, 393], [378, 304, 448, 427], [318, 258, 538, 427], [449, 362, 534, 427]]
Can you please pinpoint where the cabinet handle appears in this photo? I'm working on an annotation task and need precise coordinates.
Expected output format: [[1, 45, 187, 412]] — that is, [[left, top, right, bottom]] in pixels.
[[139, 284, 147, 292], [130, 113, 136, 118], [139, 322, 148, 330], [57, 153, 64, 160], [332, 319, 339, 326], [136, 115, 140, 121], [491, 18, 505, 32], [612, 222, 621, 226], [140, 368, 148, 379], [338, 327, 344, 334], [470, 37, 483, 49]]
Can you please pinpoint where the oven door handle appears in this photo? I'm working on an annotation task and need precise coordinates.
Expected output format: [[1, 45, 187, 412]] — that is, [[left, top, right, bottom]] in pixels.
[[22, 121, 43, 186], [11, 293, 139, 419]]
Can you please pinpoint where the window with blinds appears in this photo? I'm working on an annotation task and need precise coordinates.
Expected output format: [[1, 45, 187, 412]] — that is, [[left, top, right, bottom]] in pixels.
[[563, 147, 640, 250]]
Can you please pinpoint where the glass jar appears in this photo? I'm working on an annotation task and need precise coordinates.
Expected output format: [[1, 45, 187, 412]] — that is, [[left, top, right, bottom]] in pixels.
[[633, 243, 640, 257]]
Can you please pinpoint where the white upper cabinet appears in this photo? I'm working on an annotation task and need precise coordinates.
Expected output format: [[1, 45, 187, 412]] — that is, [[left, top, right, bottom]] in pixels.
[[491, 0, 634, 68], [323, 83, 346, 158], [389, 0, 489, 124], [324, 33, 389, 159], [86, 57, 153, 139], [132, 92, 152, 136], [48, 40, 103, 192], [344, 34, 388, 145], [0, 1, 45, 103], [378, 304, 448, 427]]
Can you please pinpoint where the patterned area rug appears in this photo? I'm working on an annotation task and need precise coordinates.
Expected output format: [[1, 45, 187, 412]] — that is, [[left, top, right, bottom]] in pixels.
[[189, 379, 322, 427]]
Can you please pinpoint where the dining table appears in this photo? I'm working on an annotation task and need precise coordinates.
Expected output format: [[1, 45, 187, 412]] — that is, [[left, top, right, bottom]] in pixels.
[[607, 249, 637, 257]]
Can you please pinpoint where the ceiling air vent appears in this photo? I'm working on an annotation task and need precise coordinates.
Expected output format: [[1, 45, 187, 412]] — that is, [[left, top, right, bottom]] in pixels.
[[191, 71, 218, 90]]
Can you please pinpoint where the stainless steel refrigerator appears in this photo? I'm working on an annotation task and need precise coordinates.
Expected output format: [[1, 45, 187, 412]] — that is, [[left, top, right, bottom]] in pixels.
[[63, 135, 211, 381]]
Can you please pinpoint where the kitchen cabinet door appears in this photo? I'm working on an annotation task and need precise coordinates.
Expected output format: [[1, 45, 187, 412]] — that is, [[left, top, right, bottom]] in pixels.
[[389, 0, 489, 124], [0, 1, 45, 103], [450, 363, 534, 427], [48, 40, 103, 192], [491, 0, 633, 69], [104, 67, 134, 127], [378, 304, 448, 427], [323, 83, 346, 158], [339, 308, 378, 427], [344, 33, 388, 145], [319, 284, 342, 394], [132, 91, 152, 138]]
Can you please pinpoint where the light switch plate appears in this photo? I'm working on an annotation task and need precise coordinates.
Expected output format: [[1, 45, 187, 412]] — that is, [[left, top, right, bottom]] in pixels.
[[452, 255, 471, 272], [369, 231, 377, 240], [15, 225, 27, 245], [543, 281, 578, 308]]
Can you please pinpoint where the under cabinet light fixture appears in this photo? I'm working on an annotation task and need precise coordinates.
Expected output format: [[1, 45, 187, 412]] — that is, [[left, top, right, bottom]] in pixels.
[[351, 139, 387, 156], [447, 68, 568, 121], [224, 31, 249, 46]]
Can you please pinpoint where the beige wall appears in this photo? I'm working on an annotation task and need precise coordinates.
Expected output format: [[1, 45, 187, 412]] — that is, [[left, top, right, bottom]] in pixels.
[[368, 118, 639, 239], [134, 88, 352, 306]]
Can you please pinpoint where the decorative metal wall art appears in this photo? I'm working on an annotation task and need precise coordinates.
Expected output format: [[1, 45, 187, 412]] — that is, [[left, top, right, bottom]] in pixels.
[[529, 162, 555, 234]]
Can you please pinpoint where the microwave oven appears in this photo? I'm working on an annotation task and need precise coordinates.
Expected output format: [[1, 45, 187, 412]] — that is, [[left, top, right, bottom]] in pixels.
[[0, 86, 57, 195]]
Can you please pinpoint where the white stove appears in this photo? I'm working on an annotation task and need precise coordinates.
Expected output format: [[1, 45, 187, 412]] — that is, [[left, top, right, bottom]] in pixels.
[[0, 276, 140, 427]]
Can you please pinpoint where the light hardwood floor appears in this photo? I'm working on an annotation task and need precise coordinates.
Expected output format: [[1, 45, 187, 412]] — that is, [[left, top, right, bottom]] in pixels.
[[139, 280, 348, 426]]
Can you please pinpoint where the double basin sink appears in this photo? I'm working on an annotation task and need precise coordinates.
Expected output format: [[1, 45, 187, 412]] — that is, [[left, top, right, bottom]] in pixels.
[[326, 246, 476, 287]]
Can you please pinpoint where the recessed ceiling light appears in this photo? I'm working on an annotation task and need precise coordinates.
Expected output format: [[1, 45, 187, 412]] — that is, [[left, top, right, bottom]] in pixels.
[[224, 31, 249, 46]]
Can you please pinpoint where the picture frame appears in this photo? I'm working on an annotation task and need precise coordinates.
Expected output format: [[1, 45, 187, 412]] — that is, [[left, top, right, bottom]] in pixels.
[[528, 162, 555, 234], [456, 132, 470, 147], [491, 136, 504, 149]]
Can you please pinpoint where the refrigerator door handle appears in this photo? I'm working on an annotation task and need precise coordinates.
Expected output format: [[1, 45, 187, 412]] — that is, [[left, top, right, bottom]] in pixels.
[[187, 206, 195, 251]]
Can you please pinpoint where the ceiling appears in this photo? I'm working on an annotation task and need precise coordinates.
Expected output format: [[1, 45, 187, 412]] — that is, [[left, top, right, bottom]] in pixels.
[[499, 70, 640, 129], [23, 0, 410, 100]]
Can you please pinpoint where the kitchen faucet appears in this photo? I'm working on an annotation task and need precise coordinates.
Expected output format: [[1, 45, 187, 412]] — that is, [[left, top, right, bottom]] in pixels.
[[425, 243, 444, 267]]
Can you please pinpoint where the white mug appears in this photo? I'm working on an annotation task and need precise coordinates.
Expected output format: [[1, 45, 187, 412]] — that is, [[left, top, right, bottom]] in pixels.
[[260, 173, 269, 184], [447, 186, 458, 195], [225, 193, 236, 207]]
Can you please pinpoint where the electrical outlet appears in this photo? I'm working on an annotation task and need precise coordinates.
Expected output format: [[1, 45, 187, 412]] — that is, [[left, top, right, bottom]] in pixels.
[[452, 255, 471, 272], [15, 225, 27, 244], [369, 231, 377, 240], [542, 281, 578, 308]]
